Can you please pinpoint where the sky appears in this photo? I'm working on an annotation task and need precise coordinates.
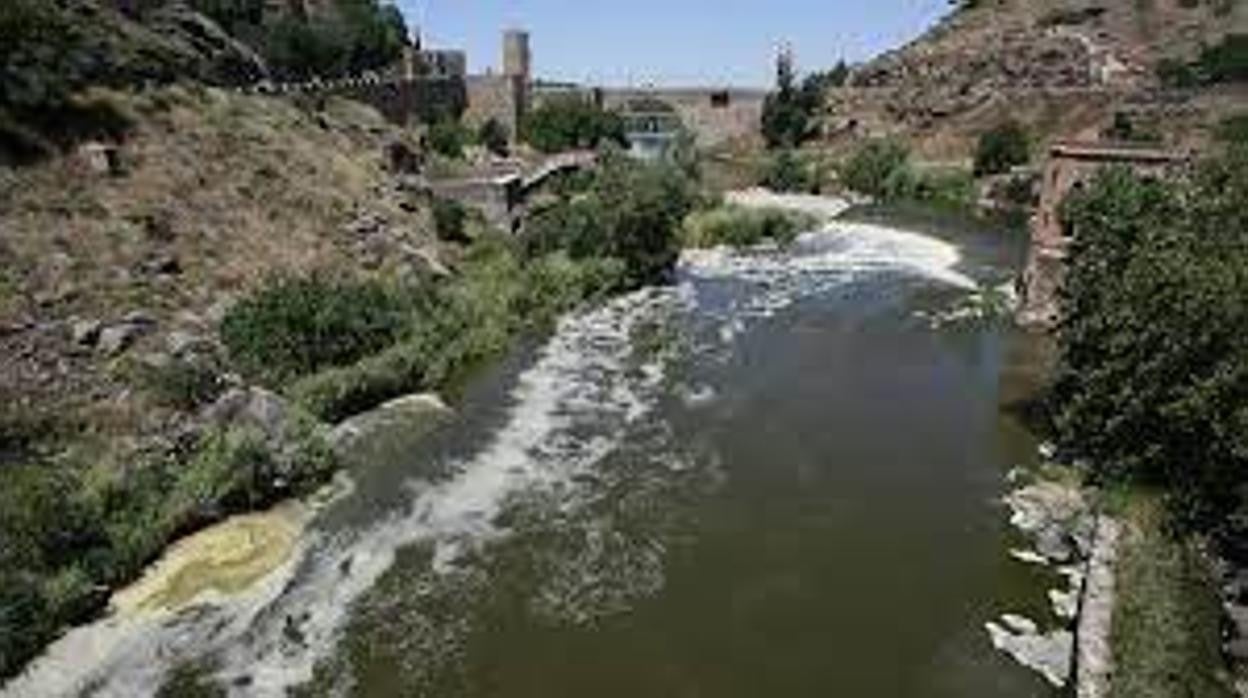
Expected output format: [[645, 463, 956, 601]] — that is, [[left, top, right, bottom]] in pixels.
[[394, 0, 953, 88]]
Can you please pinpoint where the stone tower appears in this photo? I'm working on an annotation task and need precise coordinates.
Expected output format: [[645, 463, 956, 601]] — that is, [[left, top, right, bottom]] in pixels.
[[503, 30, 531, 81]]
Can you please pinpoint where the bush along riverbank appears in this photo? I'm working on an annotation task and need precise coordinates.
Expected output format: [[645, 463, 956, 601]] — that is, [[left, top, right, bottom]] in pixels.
[[1036, 139, 1248, 697], [0, 150, 699, 681]]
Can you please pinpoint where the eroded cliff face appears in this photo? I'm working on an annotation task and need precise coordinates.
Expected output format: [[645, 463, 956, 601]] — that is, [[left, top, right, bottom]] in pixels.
[[817, 0, 1247, 159]]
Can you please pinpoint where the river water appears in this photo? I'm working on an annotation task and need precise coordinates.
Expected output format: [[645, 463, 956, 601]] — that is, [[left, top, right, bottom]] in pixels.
[[4, 196, 1060, 698]]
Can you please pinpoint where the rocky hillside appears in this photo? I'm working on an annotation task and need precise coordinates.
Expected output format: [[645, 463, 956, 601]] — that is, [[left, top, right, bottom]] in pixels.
[[820, 0, 1248, 159], [0, 83, 448, 675], [0, 86, 438, 464]]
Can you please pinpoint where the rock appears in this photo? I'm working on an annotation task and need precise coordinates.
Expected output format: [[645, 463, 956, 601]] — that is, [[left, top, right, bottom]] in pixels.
[[139, 352, 173, 370], [167, 330, 210, 358], [98, 322, 149, 357], [205, 387, 290, 442], [206, 298, 233, 327], [1004, 481, 1090, 563], [123, 310, 157, 327], [1229, 604, 1248, 639], [345, 212, 387, 238], [71, 319, 103, 347], [329, 393, 452, 465], [1050, 588, 1078, 621], [77, 142, 123, 177], [986, 615, 1073, 688], [399, 244, 452, 279], [1226, 570, 1248, 603], [140, 254, 181, 277], [1226, 636, 1248, 662]]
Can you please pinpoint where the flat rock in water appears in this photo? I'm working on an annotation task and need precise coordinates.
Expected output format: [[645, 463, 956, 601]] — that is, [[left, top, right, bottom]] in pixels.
[[330, 393, 453, 464], [986, 615, 1073, 688]]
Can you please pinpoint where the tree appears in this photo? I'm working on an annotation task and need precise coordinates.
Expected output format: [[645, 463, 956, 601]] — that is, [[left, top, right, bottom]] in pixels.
[[427, 118, 467, 158], [761, 48, 811, 149], [1054, 148, 1248, 533], [974, 120, 1030, 176], [248, 0, 410, 80], [523, 154, 696, 288], [522, 96, 626, 153], [477, 118, 509, 156]]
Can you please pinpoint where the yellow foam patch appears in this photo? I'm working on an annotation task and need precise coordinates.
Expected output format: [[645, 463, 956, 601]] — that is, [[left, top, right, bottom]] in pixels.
[[112, 502, 308, 616]]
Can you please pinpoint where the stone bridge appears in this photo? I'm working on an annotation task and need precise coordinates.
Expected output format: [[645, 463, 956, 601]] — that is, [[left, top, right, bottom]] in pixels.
[[1018, 140, 1190, 327], [426, 150, 598, 232]]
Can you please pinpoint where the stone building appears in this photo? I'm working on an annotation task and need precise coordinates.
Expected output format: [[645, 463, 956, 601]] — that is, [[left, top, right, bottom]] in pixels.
[[463, 30, 533, 140], [1018, 141, 1189, 327]]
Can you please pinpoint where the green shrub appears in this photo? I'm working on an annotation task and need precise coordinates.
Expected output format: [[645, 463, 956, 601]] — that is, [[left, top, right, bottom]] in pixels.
[[523, 154, 695, 288], [1156, 57, 1199, 89], [522, 96, 626, 153], [840, 139, 911, 198], [221, 275, 415, 386], [427, 119, 468, 159], [1197, 34, 1248, 84], [141, 358, 224, 411], [292, 238, 616, 421], [1103, 112, 1162, 144], [1216, 113, 1248, 146], [432, 197, 469, 243], [760, 149, 817, 193], [683, 206, 815, 248], [912, 168, 976, 210], [477, 118, 509, 156], [974, 120, 1030, 176]]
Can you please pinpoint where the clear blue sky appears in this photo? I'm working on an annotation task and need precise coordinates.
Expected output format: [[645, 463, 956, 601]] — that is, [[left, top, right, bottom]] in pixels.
[[394, 0, 952, 88]]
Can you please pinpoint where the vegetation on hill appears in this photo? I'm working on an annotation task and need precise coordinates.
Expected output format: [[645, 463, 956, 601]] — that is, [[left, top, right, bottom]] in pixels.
[[973, 120, 1030, 176], [0, 0, 258, 161], [215, 0, 409, 81], [0, 86, 433, 679]]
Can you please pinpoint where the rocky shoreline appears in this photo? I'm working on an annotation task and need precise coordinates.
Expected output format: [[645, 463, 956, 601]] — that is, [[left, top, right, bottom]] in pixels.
[[991, 464, 1119, 696]]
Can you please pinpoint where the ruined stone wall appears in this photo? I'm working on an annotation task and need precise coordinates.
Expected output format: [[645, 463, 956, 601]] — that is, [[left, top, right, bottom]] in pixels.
[[254, 76, 467, 126]]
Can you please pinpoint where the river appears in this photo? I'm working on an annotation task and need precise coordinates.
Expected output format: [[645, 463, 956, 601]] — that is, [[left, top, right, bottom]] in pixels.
[[4, 194, 1060, 698]]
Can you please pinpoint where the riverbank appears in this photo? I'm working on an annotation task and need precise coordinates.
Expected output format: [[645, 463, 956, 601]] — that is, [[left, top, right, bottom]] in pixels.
[[996, 461, 1237, 698]]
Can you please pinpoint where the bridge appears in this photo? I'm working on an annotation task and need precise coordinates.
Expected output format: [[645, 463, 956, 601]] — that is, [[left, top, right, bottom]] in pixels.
[[425, 150, 598, 232], [1018, 140, 1190, 327]]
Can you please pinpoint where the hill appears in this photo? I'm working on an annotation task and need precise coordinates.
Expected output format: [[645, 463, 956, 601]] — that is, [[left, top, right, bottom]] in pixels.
[[818, 0, 1248, 159]]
